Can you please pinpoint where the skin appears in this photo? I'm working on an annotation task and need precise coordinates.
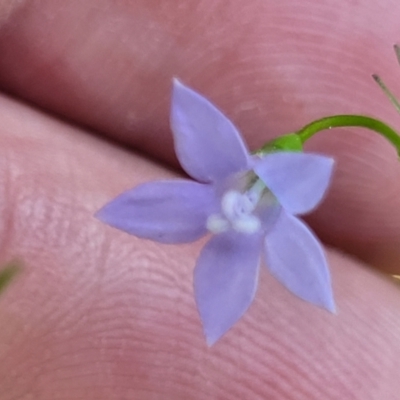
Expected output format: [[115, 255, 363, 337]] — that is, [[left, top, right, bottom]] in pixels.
[[0, 0, 400, 398]]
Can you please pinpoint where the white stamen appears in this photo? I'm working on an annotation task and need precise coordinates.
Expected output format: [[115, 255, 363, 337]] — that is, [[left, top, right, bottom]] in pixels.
[[237, 194, 254, 215], [232, 215, 261, 234], [221, 190, 241, 220], [206, 214, 229, 234], [246, 179, 266, 205], [206, 178, 268, 235]]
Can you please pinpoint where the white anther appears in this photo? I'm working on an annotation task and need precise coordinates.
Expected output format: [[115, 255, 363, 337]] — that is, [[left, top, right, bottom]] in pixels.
[[232, 215, 261, 234], [206, 214, 230, 234]]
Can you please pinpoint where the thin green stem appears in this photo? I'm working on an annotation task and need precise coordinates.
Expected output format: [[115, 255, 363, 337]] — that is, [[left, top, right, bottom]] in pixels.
[[372, 74, 400, 115], [394, 43, 400, 67], [296, 115, 400, 156]]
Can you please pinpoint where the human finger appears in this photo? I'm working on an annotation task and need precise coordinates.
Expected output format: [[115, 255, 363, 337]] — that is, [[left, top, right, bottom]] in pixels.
[[0, 91, 400, 399]]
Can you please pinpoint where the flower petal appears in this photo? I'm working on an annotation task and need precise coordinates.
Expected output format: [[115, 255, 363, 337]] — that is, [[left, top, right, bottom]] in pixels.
[[171, 79, 251, 183], [96, 180, 217, 244], [264, 210, 335, 312], [194, 231, 262, 346], [254, 152, 334, 215]]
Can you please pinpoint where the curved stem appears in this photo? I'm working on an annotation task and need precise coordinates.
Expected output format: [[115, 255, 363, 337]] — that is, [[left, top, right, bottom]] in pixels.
[[296, 115, 400, 156]]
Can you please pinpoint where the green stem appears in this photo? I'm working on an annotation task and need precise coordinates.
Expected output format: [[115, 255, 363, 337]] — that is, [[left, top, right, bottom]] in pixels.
[[296, 115, 400, 156], [372, 75, 400, 114]]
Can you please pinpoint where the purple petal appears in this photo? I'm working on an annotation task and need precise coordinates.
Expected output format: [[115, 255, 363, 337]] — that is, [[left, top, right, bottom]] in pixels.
[[194, 231, 262, 346], [264, 209, 335, 312], [254, 152, 334, 215], [96, 180, 217, 244], [171, 79, 251, 183]]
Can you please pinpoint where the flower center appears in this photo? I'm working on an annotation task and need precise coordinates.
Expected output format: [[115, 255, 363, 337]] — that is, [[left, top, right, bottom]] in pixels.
[[207, 179, 268, 234]]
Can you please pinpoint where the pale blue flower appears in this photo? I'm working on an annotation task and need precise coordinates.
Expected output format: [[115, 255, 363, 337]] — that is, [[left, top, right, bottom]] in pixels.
[[97, 80, 335, 345]]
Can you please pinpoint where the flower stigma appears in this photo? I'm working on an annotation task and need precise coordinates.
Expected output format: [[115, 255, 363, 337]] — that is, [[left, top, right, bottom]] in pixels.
[[206, 177, 273, 235]]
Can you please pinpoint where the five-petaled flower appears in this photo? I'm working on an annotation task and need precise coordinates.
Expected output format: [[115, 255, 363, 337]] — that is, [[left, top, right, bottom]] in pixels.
[[96, 80, 335, 346]]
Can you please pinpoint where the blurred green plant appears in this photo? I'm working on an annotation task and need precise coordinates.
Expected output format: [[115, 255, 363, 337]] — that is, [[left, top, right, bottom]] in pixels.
[[372, 44, 400, 115], [373, 45, 400, 284], [0, 260, 21, 296]]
